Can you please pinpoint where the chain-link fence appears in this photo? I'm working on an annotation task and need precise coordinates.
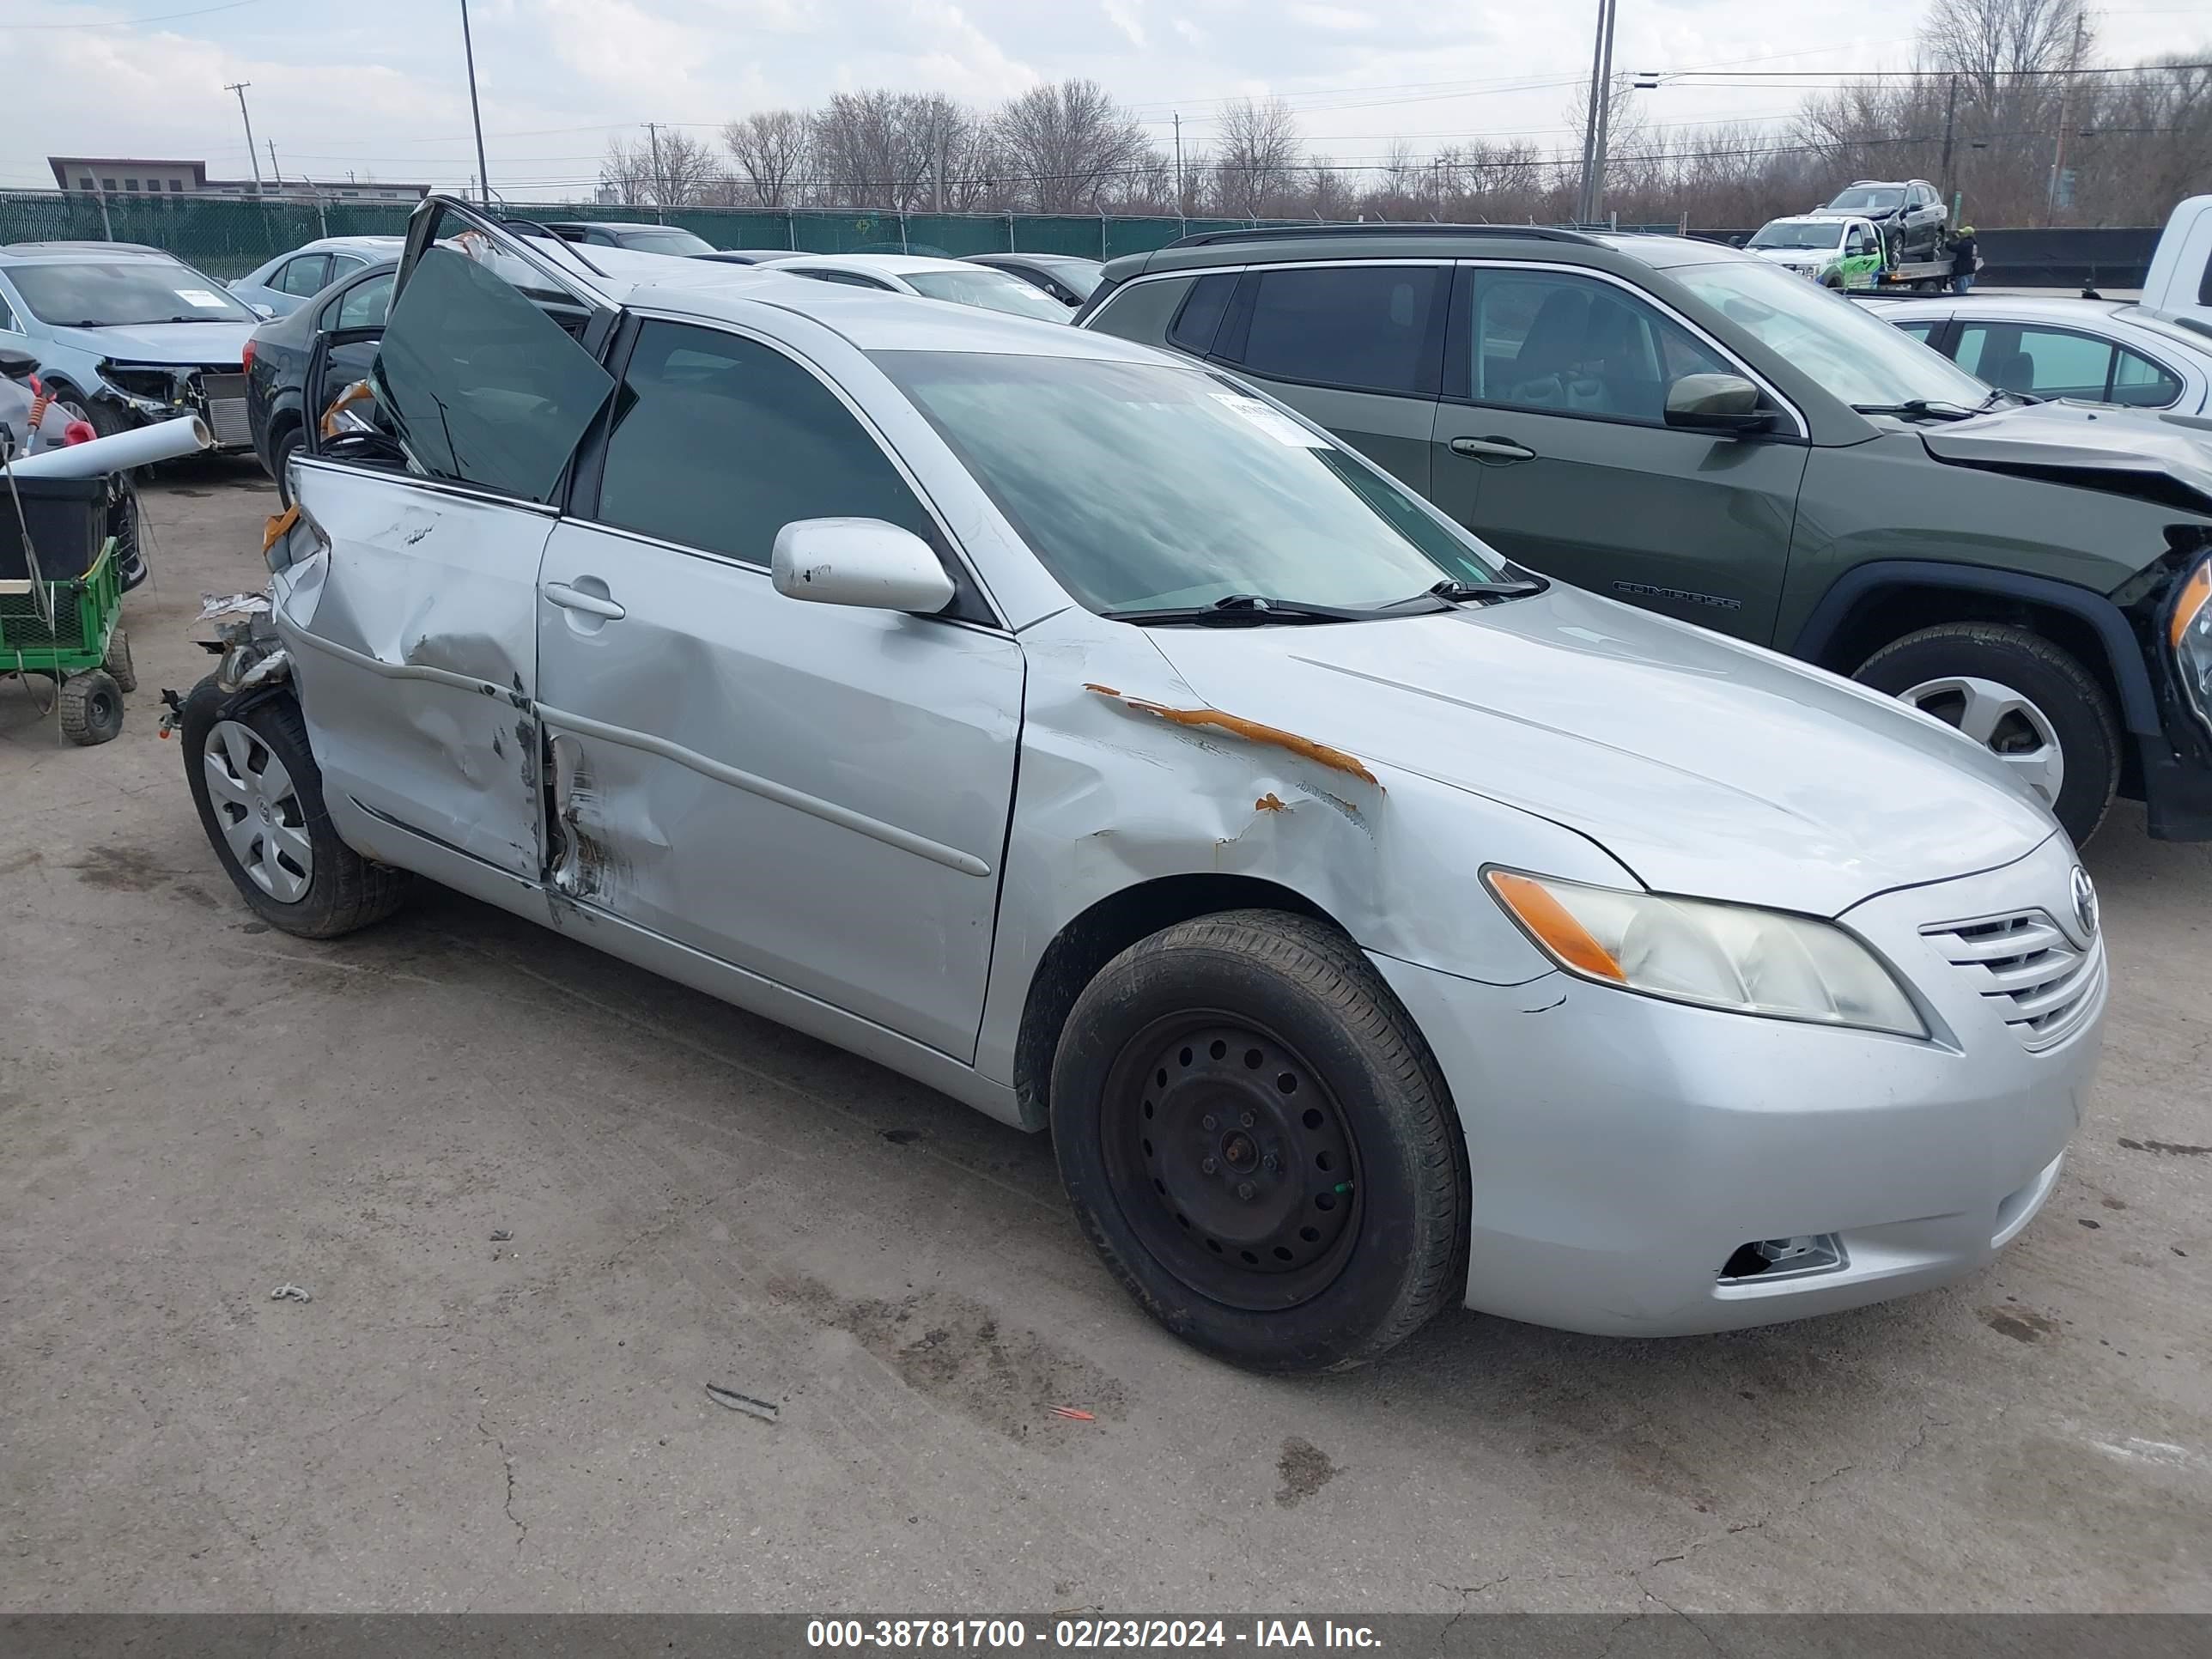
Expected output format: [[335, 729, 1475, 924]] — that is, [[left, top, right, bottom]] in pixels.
[[0, 191, 1303, 279]]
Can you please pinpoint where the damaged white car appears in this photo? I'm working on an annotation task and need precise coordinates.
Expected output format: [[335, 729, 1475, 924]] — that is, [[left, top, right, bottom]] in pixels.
[[179, 198, 2103, 1371]]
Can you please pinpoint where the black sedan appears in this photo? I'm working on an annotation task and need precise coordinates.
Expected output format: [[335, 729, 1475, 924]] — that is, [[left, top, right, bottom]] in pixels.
[[963, 252, 1103, 307], [242, 257, 394, 503]]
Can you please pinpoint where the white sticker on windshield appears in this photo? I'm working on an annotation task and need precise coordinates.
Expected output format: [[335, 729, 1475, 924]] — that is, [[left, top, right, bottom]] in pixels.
[[176, 289, 228, 308], [1210, 392, 1331, 447]]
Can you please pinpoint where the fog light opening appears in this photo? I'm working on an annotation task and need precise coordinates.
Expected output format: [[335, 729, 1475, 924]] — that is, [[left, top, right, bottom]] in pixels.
[[1718, 1233, 1845, 1284]]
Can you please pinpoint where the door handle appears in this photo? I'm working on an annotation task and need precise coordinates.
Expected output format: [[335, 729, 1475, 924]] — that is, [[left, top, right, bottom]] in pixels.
[[542, 580, 625, 621], [1449, 434, 1537, 464]]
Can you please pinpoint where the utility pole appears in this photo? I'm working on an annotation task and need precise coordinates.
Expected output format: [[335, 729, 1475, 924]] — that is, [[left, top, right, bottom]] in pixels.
[[1939, 72, 1959, 188], [1589, 0, 1617, 224], [2046, 5, 2088, 224], [265, 139, 281, 191], [459, 0, 492, 208], [1173, 112, 1185, 220], [226, 82, 263, 195], [932, 106, 944, 215], [645, 121, 666, 219]]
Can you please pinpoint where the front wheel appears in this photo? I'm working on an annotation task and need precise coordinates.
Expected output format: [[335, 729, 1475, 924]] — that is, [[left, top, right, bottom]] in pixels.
[[1855, 622, 2120, 845], [1051, 909, 1466, 1373], [181, 678, 412, 937]]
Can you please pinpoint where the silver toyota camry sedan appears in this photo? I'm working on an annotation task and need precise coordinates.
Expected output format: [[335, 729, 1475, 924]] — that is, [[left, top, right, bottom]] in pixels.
[[180, 198, 2104, 1372]]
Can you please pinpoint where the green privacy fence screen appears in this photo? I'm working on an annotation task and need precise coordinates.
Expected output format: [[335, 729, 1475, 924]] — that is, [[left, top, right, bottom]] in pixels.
[[0, 192, 1301, 279]]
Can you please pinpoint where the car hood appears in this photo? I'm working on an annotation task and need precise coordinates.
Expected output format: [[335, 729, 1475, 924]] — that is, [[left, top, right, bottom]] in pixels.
[[1143, 583, 2055, 917], [1919, 399, 2212, 515], [1752, 247, 1827, 264], [46, 320, 255, 367]]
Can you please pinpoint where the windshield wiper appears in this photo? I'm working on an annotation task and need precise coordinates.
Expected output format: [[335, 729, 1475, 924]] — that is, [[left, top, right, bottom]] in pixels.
[[1850, 398, 1978, 422], [1102, 592, 1395, 626], [1422, 575, 1547, 604]]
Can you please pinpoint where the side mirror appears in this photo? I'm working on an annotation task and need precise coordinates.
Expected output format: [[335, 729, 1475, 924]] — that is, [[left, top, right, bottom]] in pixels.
[[0, 347, 38, 381], [252, 302, 275, 320], [1665, 373, 1775, 435], [772, 518, 955, 614]]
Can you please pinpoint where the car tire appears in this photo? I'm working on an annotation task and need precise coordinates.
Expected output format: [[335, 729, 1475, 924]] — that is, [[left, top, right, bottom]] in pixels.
[[56, 670, 125, 745], [1050, 908, 1466, 1374], [1855, 622, 2120, 845], [103, 627, 137, 693], [270, 422, 304, 507], [181, 677, 412, 938]]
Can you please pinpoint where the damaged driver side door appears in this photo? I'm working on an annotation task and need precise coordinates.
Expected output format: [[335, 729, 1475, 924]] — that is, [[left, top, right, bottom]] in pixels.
[[285, 200, 617, 879]]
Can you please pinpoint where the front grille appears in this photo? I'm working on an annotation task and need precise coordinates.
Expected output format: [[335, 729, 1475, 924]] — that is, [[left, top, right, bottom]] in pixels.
[[1921, 909, 2102, 1051], [200, 373, 251, 446]]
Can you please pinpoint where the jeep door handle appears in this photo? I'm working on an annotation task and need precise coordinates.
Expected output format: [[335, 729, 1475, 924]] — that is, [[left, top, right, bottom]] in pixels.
[[542, 580, 625, 621], [1449, 435, 1537, 464]]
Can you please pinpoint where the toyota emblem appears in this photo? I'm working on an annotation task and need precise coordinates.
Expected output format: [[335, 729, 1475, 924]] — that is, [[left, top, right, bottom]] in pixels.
[[2070, 866, 2100, 941]]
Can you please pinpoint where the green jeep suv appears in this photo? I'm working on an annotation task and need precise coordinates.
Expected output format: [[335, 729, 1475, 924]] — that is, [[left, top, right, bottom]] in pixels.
[[1078, 225, 2212, 846]]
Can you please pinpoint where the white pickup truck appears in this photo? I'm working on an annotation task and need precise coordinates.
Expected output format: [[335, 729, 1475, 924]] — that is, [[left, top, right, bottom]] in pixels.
[[2143, 194, 2212, 327]]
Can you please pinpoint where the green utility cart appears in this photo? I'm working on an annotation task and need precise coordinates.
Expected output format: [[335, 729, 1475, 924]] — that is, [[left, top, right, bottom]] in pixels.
[[2, 474, 136, 745]]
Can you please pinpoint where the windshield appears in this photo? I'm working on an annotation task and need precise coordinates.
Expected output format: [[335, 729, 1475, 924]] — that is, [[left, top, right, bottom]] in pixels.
[[903, 268, 1071, 321], [1827, 187, 1903, 212], [1670, 258, 1993, 410], [877, 351, 1505, 613], [8, 259, 257, 325], [617, 228, 714, 256], [1749, 222, 1844, 251]]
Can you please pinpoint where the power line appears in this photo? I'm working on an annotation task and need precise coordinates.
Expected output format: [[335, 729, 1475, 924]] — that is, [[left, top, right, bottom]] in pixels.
[[0, 0, 260, 27]]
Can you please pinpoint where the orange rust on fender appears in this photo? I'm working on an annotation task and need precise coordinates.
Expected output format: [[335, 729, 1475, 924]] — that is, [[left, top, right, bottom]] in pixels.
[[1255, 793, 1288, 812], [1083, 684, 1379, 788]]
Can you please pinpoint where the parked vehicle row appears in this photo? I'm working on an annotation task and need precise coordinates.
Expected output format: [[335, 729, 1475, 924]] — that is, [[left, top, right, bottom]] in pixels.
[[173, 196, 2118, 1374], [0, 240, 259, 450], [1077, 222, 2212, 847]]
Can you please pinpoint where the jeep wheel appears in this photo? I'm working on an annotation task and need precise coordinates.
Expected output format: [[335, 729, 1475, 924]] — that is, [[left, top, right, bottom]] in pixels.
[[1855, 622, 2119, 844], [181, 678, 411, 937], [1050, 909, 1466, 1374]]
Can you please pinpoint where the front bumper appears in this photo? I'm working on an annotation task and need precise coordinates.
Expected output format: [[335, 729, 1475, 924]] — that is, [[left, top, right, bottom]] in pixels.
[[95, 364, 253, 451], [1374, 834, 2102, 1337]]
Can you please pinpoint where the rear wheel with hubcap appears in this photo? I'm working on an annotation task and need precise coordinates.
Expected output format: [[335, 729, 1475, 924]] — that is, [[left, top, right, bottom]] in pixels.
[[1052, 908, 1466, 1373], [180, 678, 411, 936], [1854, 621, 2119, 845]]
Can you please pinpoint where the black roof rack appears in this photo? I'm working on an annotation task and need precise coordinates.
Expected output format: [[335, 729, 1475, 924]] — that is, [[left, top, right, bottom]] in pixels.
[[1165, 222, 1604, 250]]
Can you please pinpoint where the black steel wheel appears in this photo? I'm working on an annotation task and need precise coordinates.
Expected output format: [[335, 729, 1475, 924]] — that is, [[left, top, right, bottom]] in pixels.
[[1053, 908, 1467, 1373]]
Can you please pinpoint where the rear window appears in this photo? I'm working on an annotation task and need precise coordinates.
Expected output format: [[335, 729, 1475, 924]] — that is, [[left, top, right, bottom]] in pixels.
[[1231, 264, 1445, 397]]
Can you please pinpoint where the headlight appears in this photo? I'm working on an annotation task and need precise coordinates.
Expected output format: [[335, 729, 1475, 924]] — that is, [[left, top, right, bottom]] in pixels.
[[2171, 557, 2212, 733], [1486, 869, 1927, 1037]]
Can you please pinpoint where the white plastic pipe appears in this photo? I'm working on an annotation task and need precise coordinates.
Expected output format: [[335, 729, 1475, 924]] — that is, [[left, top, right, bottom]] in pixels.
[[5, 414, 210, 478]]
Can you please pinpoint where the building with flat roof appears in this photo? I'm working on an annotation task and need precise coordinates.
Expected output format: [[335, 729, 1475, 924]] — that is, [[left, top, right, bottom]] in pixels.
[[46, 157, 430, 204]]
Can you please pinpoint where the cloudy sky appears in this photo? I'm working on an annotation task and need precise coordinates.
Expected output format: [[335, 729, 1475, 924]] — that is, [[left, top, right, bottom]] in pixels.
[[2, 0, 2203, 198]]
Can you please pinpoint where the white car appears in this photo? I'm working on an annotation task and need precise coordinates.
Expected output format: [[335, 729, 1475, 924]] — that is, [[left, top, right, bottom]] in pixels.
[[775, 253, 1072, 321], [1877, 294, 2209, 413], [177, 198, 2103, 1373], [231, 236, 406, 319]]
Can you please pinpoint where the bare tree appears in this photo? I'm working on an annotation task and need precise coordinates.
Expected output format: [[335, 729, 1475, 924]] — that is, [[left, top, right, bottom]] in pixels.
[[993, 79, 1155, 211], [599, 135, 655, 206], [1209, 95, 1304, 216], [722, 109, 811, 207], [810, 89, 984, 211], [647, 128, 720, 207], [1922, 0, 2093, 109]]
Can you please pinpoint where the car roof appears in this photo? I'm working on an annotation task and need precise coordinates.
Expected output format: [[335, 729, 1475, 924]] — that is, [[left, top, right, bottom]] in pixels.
[[1, 240, 173, 261], [1875, 295, 2131, 322], [299, 236, 405, 253], [608, 262, 1171, 361], [971, 252, 1101, 269], [780, 252, 992, 276]]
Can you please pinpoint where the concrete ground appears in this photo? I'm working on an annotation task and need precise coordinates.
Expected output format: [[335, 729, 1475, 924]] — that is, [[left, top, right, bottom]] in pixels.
[[3, 467, 2208, 1615]]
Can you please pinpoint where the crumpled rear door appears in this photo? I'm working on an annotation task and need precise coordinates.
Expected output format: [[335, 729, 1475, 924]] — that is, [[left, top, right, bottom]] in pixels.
[[282, 196, 617, 881]]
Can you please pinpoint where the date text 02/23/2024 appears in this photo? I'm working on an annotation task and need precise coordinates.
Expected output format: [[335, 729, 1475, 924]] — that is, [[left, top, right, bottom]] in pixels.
[[807, 1621, 1383, 1650]]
